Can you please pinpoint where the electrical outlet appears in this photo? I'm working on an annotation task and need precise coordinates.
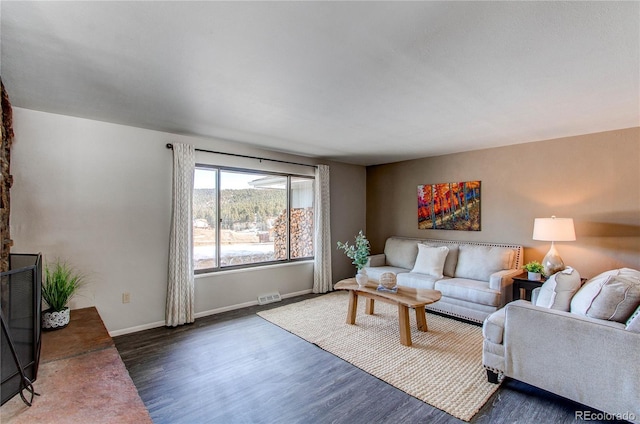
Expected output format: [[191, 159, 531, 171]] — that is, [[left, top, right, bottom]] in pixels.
[[122, 292, 131, 304]]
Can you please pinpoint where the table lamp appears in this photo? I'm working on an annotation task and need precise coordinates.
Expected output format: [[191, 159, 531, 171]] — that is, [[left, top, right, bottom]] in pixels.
[[532, 216, 576, 277]]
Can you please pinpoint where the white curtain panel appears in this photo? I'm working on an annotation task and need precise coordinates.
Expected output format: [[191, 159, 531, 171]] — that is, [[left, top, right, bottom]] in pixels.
[[313, 164, 332, 293], [166, 143, 196, 327]]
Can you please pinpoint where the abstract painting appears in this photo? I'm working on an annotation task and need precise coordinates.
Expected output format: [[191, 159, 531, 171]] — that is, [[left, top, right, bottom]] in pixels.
[[418, 181, 481, 231]]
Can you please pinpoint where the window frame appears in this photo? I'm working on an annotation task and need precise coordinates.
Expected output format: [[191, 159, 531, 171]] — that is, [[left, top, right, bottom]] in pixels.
[[194, 164, 314, 275]]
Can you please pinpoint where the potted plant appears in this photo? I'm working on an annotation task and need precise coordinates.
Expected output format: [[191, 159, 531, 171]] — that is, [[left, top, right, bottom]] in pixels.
[[41, 260, 86, 330], [337, 230, 371, 286], [523, 260, 544, 281]]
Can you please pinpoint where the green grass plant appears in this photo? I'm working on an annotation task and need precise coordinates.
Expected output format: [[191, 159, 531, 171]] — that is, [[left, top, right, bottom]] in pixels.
[[42, 260, 85, 312]]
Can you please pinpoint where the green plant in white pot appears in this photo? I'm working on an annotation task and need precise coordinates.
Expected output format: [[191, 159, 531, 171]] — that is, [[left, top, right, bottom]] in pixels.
[[337, 230, 371, 286], [523, 260, 544, 281], [41, 260, 85, 330]]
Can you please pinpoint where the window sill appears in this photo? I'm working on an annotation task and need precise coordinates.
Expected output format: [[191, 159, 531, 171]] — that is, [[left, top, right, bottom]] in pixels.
[[194, 259, 313, 279]]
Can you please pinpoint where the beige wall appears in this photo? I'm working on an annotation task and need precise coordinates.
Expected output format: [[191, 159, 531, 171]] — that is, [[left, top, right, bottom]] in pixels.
[[329, 161, 368, 282], [11, 106, 636, 332], [10, 108, 366, 334], [366, 127, 640, 278]]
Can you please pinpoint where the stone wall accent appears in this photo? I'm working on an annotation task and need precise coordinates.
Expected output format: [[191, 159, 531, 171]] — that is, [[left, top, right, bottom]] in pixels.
[[1, 81, 14, 273]]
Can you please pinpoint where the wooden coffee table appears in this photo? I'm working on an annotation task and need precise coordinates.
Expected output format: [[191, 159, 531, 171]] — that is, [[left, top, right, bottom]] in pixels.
[[334, 278, 442, 347]]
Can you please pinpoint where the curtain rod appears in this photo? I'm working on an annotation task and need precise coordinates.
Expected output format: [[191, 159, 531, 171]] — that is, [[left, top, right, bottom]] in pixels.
[[166, 143, 318, 169]]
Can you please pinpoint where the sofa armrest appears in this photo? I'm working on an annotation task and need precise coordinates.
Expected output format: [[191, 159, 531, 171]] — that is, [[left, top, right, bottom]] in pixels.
[[504, 301, 640, 419], [366, 254, 386, 267], [489, 268, 521, 305], [489, 269, 521, 291]]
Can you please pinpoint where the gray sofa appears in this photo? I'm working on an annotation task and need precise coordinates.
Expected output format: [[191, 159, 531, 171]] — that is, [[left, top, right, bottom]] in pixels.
[[483, 268, 640, 423], [364, 236, 523, 323]]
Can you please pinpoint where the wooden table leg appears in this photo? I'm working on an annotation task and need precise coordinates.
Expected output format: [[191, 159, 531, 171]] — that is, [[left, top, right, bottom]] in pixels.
[[398, 304, 412, 346], [415, 306, 428, 332], [365, 298, 375, 315], [346, 290, 358, 324]]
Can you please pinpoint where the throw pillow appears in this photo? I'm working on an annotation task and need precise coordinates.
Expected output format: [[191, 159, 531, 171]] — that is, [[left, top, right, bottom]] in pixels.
[[411, 244, 449, 279], [423, 242, 459, 277], [626, 305, 640, 333], [384, 238, 419, 270], [534, 267, 582, 311], [570, 268, 640, 323], [455, 245, 514, 281]]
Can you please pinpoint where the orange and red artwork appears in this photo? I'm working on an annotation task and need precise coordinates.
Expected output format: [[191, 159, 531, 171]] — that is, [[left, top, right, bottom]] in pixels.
[[418, 181, 480, 231]]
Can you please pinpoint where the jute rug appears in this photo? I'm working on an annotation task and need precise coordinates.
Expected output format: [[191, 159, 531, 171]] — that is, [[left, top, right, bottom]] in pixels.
[[258, 291, 499, 422]]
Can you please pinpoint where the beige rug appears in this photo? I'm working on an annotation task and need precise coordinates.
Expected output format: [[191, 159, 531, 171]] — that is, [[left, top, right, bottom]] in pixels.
[[258, 291, 499, 422]]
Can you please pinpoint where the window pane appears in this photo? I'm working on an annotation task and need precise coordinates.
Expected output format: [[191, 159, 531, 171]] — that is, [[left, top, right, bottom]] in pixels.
[[220, 171, 287, 267], [290, 177, 314, 259], [193, 168, 218, 271]]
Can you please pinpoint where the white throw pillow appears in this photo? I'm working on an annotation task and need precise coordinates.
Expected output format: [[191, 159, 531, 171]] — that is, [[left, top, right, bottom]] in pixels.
[[626, 305, 640, 333], [534, 267, 582, 311], [423, 242, 459, 277], [570, 268, 640, 323], [411, 245, 449, 279], [455, 245, 514, 281]]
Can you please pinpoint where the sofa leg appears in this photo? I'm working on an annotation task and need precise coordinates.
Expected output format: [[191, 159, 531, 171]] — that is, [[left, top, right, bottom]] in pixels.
[[486, 369, 499, 384]]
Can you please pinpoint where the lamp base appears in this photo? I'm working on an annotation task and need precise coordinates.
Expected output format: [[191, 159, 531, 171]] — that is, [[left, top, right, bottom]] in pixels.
[[542, 242, 565, 277]]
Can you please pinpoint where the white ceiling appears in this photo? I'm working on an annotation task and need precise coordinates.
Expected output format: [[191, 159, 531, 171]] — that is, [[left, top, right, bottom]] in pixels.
[[1, 1, 638, 166]]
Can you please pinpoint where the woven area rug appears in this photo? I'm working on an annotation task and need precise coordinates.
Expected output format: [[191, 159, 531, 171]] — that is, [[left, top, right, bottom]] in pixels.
[[258, 291, 499, 422]]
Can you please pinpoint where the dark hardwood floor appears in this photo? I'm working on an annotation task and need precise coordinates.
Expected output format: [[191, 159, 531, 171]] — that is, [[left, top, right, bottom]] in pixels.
[[114, 294, 626, 424]]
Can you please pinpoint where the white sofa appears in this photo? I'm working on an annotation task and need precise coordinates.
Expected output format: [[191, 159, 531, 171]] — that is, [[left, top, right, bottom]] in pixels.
[[364, 236, 523, 323], [482, 268, 640, 423]]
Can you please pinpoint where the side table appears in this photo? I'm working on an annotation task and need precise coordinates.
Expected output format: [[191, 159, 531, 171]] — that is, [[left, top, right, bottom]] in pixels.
[[512, 272, 546, 301]]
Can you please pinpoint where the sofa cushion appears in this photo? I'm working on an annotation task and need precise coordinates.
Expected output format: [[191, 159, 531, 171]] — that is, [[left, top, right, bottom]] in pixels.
[[535, 267, 582, 311], [423, 242, 459, 277], [570, 268, 640, 323], [365, 265, 409, 282], [625, 305, 640, 333], [483, 307, 506, 344], [455, 245, 514, 281], [434, 278, 501, 307], [384, 238, 419, 270], [396, 272, 440, 290], [411, 244, 449, 278]]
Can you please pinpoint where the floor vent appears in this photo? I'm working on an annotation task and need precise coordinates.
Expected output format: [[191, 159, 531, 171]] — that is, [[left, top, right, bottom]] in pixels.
[[258, 292, 282, 305]]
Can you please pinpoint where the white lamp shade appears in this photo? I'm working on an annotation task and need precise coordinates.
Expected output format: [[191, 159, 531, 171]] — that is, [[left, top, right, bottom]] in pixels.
[[532, 217, 576, 242]]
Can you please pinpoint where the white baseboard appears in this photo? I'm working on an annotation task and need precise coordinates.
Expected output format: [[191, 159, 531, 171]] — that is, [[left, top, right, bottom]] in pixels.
[[109, 288, 313, 337], [109, 320, 166, 337], [194, 288, 313, 318]]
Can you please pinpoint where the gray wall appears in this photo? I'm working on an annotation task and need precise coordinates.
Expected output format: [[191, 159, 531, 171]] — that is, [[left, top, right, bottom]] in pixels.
[[366, 127, 640, 278], [10, 108, 366, 334], [14, 105, 635, 333]]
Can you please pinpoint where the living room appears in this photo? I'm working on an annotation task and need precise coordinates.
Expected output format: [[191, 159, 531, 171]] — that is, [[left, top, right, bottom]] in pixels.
[[1, 2, 639, 423]]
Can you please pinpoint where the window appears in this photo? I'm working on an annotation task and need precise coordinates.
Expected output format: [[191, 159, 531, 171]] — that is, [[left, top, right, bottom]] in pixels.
[[193, 166, 314, 273]]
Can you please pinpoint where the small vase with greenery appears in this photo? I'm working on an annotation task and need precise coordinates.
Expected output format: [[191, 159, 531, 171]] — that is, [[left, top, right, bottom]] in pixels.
[[337, 231, 371, 286], [41, 260, 86, 330], [523, 260, 543, 281]]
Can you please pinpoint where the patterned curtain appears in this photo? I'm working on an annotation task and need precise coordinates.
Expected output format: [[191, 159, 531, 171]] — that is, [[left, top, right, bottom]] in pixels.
[[313, 164, 332, 293], [166, 143, 195, 327]]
